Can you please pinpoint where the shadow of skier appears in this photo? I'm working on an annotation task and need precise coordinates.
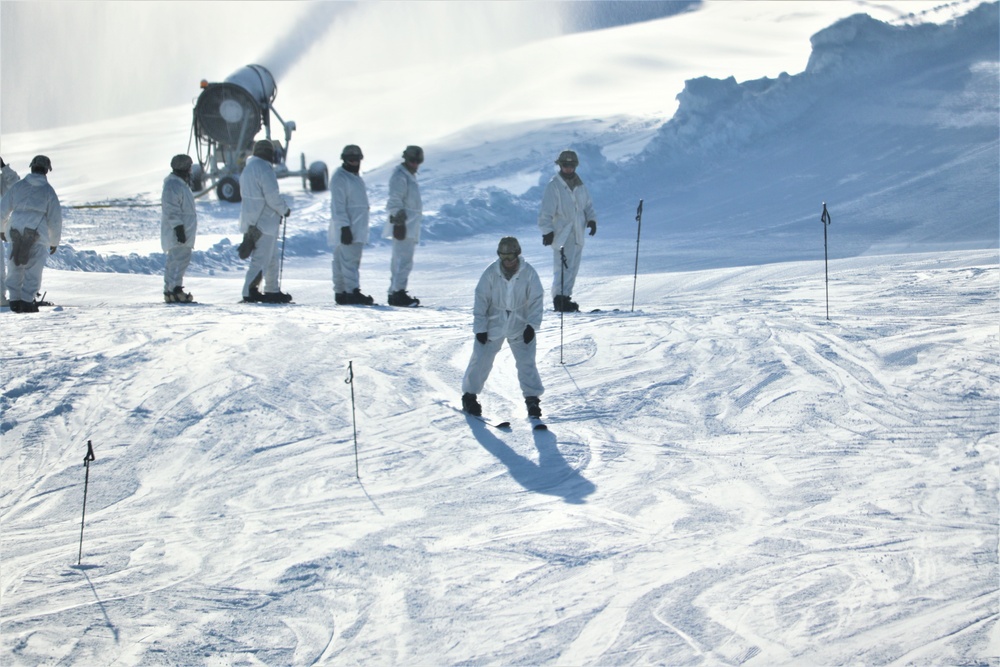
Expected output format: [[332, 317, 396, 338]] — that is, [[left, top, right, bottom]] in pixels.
[[466, 415, 596, 504]]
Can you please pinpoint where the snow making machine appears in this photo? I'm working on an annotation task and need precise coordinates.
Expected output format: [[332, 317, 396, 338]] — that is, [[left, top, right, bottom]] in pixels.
[[189, 64, 328, 202]]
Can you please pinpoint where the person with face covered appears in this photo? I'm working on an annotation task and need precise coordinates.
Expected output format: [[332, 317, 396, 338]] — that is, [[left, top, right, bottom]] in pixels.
[[461, 236, 545, 419], [161, 154, 198, 303], [329, 144, 374, 306], [0, 155, 61, 313]]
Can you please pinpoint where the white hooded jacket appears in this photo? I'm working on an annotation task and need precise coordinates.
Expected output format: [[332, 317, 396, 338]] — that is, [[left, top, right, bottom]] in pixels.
[[0, 172, 62, 247], [537, 174, 597, 248], [473, 257, 544, 341], [239, 156, 288, 236], [328, 166, 370, 247], [161, 173, 197, 251], [1, 164, 19, 196], [384, 163, 422, 242]]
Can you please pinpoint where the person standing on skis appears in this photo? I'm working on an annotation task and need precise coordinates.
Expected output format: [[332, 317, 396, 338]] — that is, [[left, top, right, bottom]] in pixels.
[[384, 145, 424, 307], [239, 139, 292, 304], [537, 149, 598, 312], [161, 154, 198, 303], [0, 155, 61, 314], [329, 144, 374, 306], [0, 156, 20, 309], [461, 236, 545, 419]]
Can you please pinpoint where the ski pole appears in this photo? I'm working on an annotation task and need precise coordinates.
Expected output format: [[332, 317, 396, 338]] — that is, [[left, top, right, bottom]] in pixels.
[[559, 246, 567, 365], [631, 199, 644, 312], [278, 216, 287, 286], [345, 361, 359, 478], [821, 202, 832, 321], [78, 440, 96, 565]]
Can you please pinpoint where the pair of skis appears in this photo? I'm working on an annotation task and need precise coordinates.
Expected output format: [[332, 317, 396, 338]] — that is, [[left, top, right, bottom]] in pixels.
[[469, 414, 548, 431]]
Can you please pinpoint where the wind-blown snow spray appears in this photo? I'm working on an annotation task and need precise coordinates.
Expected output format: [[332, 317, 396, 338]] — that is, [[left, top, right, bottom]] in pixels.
[[77, 440, 96, 565], [821, 202, 832, 320]]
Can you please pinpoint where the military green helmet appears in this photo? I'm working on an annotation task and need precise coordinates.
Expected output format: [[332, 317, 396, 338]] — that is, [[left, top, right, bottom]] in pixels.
[[497, 236, 521, 257], [555, 150, 579, 167], [252, 139, 275, 161], [341, 144, 364, 161], [29, 155, 52, 173], [170, 154, 193, 171], [402, 145, 424, 164]]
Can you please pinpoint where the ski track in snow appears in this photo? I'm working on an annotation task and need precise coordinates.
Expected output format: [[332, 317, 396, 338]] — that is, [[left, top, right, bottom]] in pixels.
[[1, 251, 996, 665]]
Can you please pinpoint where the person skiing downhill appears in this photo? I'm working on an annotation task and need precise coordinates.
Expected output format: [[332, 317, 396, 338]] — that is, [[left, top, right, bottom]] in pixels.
[[239, 140, 292, 304], [161, 154, 198, 303], [0, 157, 20, 308], [329, 144, 375, 306], [384, 145, 424, 307], [461, 236, 545, 419], [0, 155, 61, 314], [538, 149, 598, 312]]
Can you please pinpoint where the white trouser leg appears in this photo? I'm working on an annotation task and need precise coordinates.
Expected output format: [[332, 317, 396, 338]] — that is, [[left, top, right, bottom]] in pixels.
[[243, 232, 278, 297], [508, 334, 544, 397], [1, 242, 7, 305], [390, 239, 417, 293], [552, 236, 583, 297], [9, 241, 47, 302], [164, 245, 192, 291], [462, 337, 504, 395], [333, 243, 364, 293]]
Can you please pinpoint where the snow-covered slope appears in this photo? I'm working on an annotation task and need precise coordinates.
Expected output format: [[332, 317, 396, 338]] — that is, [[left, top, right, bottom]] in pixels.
[[1, 2, 997, 665]]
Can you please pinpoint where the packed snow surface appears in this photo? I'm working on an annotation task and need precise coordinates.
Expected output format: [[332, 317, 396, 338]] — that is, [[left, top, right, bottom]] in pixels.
[[1, 1, 997, 665]]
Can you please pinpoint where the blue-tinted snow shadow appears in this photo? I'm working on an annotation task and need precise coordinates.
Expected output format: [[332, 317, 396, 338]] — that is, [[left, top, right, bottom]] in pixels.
[[64, 564, 120, 644], [466, 416, 595, 504]]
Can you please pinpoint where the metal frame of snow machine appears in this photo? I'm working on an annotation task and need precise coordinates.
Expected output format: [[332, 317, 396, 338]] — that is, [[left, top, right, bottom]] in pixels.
[[189, 64, 328, 202]]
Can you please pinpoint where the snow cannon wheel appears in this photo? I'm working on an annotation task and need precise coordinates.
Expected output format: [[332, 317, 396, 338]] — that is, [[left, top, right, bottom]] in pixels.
[[217, 176, 241, 202], [308, 161, 329, 192]]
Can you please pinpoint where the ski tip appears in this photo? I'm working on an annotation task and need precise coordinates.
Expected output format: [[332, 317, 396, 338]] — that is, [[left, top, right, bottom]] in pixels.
[[533, 423, 548, 431], [496, 421, 511, 429]]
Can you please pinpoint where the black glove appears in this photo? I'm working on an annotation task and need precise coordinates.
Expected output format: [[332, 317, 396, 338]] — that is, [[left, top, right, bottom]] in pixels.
[[393, 223, 406, 240], [49, 246, 57, 255], [174, 225, 186, 244], [341, 226, 353, 245], [476, 332, 488, 344], [284, 209, 291, 218], [542, 232, 554, 246], [238, 226, 262, 260], [523, 325, 534, 344], [390, 210, 407, 225], [587, 220, 597, 236]]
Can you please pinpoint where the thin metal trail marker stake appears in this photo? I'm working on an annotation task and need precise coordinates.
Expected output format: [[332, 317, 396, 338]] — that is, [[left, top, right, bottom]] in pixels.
[[345, 361, 359, 478], [78, 440, 96, 565], [559, 246, 567, 365], [631, 199, 644, 312], [821, 202, 832, 321]]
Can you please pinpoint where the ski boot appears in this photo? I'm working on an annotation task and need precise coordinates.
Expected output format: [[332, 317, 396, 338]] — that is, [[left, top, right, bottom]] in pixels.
[[261, 291, 293, 304], [553, 295, 579, 313], [388, 290, 420, 307], [525, 396, 542, 419], [351, 288, 375, 306], [462, 392, 482, 416]]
